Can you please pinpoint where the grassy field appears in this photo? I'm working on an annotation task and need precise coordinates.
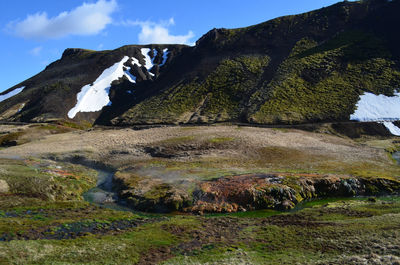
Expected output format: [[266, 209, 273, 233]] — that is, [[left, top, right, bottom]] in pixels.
[[1, 189, 399, 264]]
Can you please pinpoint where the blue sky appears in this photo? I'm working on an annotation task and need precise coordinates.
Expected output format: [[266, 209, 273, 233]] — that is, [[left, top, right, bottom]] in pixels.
[[0, 0, 344, 92]]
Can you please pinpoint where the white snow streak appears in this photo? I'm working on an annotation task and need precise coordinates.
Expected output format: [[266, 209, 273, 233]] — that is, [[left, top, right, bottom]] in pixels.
[[124, 66, 136, 83], [383, 122, 400, 136], [0, 86, 25, 103], [131, 57, 141, 67], [140, 48, 153, 70], [68, 56, 130, 118]]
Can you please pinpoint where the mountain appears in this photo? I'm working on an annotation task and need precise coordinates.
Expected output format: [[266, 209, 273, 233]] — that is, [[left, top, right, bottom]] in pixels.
[[1, 0, 400, 126]]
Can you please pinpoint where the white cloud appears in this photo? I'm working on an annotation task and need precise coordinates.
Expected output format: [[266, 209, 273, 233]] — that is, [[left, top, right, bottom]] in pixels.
[[29, 46, 42, 56], [8, 0, 117, 39], [123, 18, 195, 45]]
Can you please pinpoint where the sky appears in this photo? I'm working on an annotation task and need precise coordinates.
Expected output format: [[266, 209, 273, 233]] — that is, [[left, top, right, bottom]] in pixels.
[[0, 0, 345, 92]]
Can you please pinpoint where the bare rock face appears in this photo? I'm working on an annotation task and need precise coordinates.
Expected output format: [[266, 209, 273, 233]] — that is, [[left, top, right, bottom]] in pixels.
[[0, 179, 10, 193]]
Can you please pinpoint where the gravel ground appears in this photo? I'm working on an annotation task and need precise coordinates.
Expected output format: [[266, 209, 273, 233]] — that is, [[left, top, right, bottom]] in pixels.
[[0, 125, 387, 167]]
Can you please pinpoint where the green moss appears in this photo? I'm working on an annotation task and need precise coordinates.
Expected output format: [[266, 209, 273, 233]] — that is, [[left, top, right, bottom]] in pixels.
[[58, 120, 93, 130], [289, 38, 319, 57], [0, 159, 97, 208], [208, 137, 235, 143], [144, 183, 172, 200], [0, 221, 176, 264]]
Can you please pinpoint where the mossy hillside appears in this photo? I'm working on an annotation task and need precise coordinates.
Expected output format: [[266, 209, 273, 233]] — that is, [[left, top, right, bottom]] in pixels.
[[118, 55, 270, 124], [119, 29, 400, 125], [251, 32, 400, 124]]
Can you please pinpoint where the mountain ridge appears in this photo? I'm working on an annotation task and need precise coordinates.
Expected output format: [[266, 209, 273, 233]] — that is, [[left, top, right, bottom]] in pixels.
[[1, 0, 400, 126]]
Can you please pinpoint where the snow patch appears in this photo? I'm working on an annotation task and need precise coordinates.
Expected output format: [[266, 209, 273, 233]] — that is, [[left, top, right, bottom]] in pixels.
[[68, 48, 170, 118], [140, 48, 153, 70], [0, 86, 25, 103], [131, 57, 142, 67], [68, 56, 130, 119], [351, 92, 400, 136], [350, 92, 400, 122], [18, 103, 25, 112], [382, 122, 400, 136], [160, 48, 169, 67]]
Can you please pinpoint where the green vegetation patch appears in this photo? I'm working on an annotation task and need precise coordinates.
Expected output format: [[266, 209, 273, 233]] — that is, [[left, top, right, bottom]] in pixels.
[[208, 137, 235, 143], [0, 158, 97, 209]]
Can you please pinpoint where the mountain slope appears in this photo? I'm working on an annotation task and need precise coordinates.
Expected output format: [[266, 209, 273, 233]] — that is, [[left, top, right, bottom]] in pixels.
[[0, 45, 187, 122], [1, 0, 400, 126]]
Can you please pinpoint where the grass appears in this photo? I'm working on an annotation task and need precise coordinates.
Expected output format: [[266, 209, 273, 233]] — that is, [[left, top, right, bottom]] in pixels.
[[56, 120, 93, 130], [0, 158, 97, 208], [208, 137, 235, 143], [206, 209, 281, 218], [0, 223, 175, 264]]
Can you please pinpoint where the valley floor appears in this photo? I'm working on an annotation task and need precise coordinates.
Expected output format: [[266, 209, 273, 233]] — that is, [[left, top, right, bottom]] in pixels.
[[0, 123, 400, 264]]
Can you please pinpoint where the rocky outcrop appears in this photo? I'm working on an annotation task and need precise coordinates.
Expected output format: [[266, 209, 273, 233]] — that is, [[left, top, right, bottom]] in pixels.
[[113, 171, 400, 213], [113, 171, 192, 213], [188, 174, 400, 213]]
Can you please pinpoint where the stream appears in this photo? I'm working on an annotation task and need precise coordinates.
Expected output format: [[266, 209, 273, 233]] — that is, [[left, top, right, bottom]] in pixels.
[[82, 169, 134, 212], [392, 151, 400, 164]]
